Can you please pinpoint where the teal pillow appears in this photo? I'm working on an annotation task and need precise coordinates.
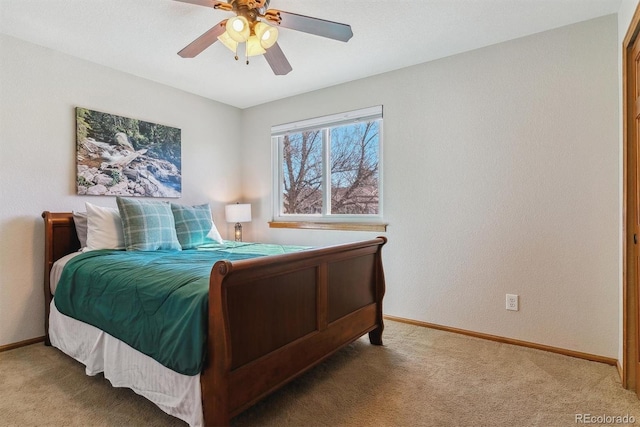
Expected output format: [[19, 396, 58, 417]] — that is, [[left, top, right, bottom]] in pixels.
[[171, 203, 223, 249], [116, 197, 181, 251]]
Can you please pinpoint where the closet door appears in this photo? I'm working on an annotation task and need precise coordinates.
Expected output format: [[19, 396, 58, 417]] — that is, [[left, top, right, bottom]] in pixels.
[[627, 25, 640, 398]]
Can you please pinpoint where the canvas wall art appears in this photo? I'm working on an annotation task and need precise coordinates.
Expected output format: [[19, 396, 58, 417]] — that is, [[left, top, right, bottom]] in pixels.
[[76, 107, 182, 197]]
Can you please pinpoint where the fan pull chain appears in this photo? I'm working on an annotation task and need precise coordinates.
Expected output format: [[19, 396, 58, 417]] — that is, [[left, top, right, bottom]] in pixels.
[[246, 42, 250, 65]]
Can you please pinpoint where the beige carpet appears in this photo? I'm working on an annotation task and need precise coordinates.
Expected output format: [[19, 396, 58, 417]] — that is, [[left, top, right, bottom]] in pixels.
[[1, 320, 639, 426]]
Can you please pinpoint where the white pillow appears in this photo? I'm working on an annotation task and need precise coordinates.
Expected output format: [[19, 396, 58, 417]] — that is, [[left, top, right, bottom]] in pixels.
[[72, 211, 88, 248], [85, 202, 125, 251], [207, 223, 224, 245]]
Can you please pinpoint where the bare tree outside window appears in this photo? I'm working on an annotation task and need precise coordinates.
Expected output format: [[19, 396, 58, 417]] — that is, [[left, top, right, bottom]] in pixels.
[[282, 130, 322, 214], [330, 121, 379, 214], [280, 119, 380, 216]]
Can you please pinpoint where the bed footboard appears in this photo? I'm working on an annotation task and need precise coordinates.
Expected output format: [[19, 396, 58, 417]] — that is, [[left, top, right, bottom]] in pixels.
[[202, 237, 387, 426]]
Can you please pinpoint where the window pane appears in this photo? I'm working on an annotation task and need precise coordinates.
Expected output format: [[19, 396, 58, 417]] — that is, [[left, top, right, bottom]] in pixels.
[[281, 131, 323, 214], [330, 121, 379, 214]]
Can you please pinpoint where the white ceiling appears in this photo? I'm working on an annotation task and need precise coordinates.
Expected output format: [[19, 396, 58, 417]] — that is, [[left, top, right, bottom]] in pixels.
[[0, 0, 622, 109]]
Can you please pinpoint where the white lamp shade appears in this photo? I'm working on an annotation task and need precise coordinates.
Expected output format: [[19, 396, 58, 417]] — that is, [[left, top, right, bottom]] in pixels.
[[226, 16, 250, 42], [255, 22, 278, 49], [225, 204, 252, 223]]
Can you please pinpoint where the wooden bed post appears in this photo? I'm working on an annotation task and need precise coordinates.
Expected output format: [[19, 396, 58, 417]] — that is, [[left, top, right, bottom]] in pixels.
[[202, 260, 233, 426], [42, 211, 54, 346], [369, 236, 387, 346], [42, 211, 80, 346]]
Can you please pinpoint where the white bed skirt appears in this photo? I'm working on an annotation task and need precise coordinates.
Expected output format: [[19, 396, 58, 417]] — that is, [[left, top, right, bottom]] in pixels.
[[49, 301, 204, 427]]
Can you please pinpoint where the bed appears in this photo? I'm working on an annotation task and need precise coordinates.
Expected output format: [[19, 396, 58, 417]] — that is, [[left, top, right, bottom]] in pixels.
[[42, 211, 387, 426]]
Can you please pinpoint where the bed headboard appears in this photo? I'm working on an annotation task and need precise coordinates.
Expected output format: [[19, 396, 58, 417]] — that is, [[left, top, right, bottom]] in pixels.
[[42, 211, 79, 345]]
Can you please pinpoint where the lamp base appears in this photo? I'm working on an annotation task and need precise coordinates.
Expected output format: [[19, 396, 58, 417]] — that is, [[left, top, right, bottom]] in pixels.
[[234, 222, 243, 242]]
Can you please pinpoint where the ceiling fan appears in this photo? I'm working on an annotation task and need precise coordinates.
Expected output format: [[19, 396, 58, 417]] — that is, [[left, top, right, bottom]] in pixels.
[[174, 0, 353, 75]]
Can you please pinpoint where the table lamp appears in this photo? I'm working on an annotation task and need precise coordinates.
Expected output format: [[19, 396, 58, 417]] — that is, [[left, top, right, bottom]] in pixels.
[[225, 203, 252, 242]]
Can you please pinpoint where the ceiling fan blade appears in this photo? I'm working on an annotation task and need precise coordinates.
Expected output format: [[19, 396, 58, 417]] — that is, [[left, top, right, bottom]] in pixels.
[[264, 42, 292, 75], [173, 0, 230, 10], [265, 10, 353, 42], [178, 20, 227, 58]]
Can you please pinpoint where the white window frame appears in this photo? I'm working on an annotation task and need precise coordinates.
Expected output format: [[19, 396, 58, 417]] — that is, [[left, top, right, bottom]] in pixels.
[[271, 106, 384, 225]]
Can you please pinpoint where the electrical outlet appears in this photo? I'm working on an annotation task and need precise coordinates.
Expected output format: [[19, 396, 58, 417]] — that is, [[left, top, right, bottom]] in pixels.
[[506, 294, 519, 311]]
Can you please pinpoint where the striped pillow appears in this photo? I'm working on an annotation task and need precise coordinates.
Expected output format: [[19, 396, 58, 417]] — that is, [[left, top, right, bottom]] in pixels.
[[171, 203, 223, 249], [116, 197, 181, 251]]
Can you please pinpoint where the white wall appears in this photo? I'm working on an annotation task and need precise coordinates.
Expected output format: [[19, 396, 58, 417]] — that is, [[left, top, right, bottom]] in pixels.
[[241, 16, 620, 358], [0, 34, 242, 346]]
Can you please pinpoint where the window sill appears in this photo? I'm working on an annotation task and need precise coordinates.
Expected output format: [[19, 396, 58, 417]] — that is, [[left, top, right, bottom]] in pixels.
[[268, 221, 387, 232]]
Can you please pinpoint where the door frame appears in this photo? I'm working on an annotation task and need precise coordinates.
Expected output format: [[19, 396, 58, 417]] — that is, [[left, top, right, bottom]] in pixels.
[[623, 1, 640, 390]]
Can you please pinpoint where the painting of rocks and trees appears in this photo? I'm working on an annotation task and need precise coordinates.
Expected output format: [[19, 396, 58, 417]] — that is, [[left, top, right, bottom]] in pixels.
[[76, 107, 181, 197]]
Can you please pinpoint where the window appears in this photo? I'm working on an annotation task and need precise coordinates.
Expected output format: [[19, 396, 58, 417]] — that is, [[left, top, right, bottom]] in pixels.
[[271, 106, 385, 231]]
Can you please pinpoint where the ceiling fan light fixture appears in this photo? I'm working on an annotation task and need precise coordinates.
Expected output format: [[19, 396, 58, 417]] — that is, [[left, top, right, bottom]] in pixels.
[[255, 21, 278, 49], [246, 35, 267, 57], [174, 0, 352, 76], [226, 16, 250, 42]]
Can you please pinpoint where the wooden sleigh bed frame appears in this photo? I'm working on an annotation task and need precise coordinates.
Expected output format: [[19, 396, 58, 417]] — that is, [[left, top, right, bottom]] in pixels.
[[42, 211, 387, 426]]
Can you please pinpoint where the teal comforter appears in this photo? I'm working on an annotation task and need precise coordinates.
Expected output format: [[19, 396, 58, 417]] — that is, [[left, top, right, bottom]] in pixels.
[[54, 242, 308, 376]]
